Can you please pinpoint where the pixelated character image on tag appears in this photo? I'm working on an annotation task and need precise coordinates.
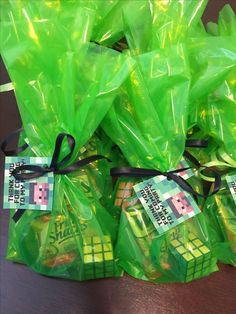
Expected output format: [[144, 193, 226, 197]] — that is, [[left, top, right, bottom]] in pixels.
[[177, 162, 188, 177], [29, 183, 49, 205], [166, 192, 194, 219], [176, 160, 194, 180]]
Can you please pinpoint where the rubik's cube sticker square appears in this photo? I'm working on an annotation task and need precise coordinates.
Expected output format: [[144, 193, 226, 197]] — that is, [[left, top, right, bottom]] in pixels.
[[133, 175, 201, 235], [83, 235, 115, 280], [169, 233, 212, 282], [3, 157, 53, 211], [226, 174, 236, 205]]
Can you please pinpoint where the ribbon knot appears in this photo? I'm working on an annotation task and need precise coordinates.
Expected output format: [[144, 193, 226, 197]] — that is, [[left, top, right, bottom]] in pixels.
[[9, 133, 109, 181], [1, 129, 111, 222], [111, 164, 221, 198]]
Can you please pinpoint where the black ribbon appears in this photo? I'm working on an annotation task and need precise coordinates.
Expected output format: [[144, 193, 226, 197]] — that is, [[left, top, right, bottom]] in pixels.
[[1, 128, 29, 156], [183, 150, 201, 167], [184, 139, 208, 167], [110, 139, 221, 198], [110, 166, 221, 198], [1, 130, 110, 222], [185, 139, 208, 148]]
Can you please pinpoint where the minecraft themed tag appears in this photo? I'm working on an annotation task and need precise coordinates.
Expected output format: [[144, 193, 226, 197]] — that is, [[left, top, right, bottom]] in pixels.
[[133, 175, 201, 235], [226, 174, 236, 205], [175, 159, 194, 180], [3, 157, 54, 211]]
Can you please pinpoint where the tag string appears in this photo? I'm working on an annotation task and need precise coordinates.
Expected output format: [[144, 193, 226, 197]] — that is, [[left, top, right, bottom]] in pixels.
[[1, 132, 109, 180]]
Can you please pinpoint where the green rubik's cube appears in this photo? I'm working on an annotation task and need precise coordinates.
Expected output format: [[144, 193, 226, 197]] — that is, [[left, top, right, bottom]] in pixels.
[[169, 233, 212, 282], [83, 235, 115, 280]]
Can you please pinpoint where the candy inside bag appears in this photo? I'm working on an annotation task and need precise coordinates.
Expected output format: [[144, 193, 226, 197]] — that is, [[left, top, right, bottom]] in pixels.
[[111, 140, 218, 283], [17, 204, 120, 280], [6, 153, 123, 281], [114, 176, 218, 283], [6, 129, 123, 269]]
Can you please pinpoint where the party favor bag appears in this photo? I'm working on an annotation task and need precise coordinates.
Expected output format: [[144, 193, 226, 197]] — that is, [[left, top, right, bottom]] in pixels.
[[189, 5, 236, 266], [204, 170, 236, 266], [123, 0, 207, 53], [1, 1, 131, 280], [102, 44, 218, 283]]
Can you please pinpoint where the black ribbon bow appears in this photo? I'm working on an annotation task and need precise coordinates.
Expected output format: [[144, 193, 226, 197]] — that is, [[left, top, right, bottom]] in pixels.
[[1, 129, 110, 222], [11, 133, 108, 181], [110, 166, 221, 198], [111, 139, 221, 199]]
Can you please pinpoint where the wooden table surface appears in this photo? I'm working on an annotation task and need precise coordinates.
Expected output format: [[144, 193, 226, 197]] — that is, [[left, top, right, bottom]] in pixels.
[[1, 2, 236, 313]]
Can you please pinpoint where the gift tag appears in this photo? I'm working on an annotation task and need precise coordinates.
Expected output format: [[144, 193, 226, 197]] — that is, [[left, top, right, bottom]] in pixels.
[[176, 159, 194, 180], [134, 175, 201, 235], [3, 157, 54, 211], [226, 174, 236, 205]]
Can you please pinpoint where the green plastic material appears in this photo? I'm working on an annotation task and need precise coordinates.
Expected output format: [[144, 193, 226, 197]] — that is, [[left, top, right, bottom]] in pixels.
[[101, 1, 220, 283], [189, 5, 236, 266], [113, 177, 217, 283], [186, 128, 236, 266], [204, 178, 236, 266], [2, 0, 235, 283], [188, 5, 236, 151], [1, 2, 131, 280]]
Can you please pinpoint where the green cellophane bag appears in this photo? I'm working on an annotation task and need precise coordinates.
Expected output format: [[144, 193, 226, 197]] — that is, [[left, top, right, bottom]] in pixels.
[[187, 36, 236, 130], [6, 128, 124, 265], [189, 6, 236, 266], [198, 142, 236, 267], [1, 2, 132, 280], [182, 44, 236, 234], [89, 0, 152, 48], [204, 174, 236, 266], [123, 0, 208, 54], [186, 127, 236, 266], [187, 5, 236, 131], [122, 1, 236, 137], [102, 43, 218, 283], [87, 0, 207, 51], [89, 0, 205, 51]]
